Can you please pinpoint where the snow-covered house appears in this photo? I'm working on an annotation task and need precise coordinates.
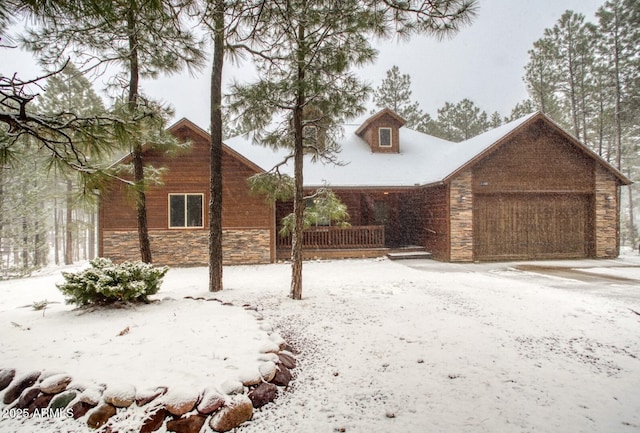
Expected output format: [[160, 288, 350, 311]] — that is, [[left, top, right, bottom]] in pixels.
[[98, 110, 631, 265]]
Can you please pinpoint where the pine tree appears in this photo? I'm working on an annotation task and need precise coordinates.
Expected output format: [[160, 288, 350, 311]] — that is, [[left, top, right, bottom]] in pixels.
[[21, 0, 206, 263], [0, 140, 49, 274], [36, 62, 106, 264], [524, 38, 563, 118], [506, 99, 536, 122], [427, 99, 492, 142], [372, 65, 428, 130], [230, 0, 477, 299], [522, 3, 640, 247], [596, 0, 640, 246]]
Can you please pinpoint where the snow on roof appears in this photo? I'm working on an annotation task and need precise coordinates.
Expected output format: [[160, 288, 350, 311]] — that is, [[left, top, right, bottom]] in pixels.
[[223, 113, 538, 188]]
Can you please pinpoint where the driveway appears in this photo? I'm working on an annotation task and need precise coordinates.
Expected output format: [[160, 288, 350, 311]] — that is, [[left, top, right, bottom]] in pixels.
[[400, 254, 640, 306]]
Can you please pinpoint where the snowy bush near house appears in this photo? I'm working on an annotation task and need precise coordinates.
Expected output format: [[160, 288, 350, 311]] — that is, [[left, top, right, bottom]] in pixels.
[[57, 257, 169, 306]]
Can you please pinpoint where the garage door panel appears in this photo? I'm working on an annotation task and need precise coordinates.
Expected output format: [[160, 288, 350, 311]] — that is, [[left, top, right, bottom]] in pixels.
[[474, 194, 591, 260]]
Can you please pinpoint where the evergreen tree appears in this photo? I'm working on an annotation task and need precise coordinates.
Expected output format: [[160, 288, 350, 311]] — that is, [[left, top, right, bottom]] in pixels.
[[524, 38, 562, 118], [506, 99, 536, 122], [538, 11, 595, 144], [21, 0, 206, 263], [489, 111, 503, 128], [0, 142, 49, 274], [230, 0, 477, 299], [596, 0, 640, 246], [201, 0, 266, 292], [36, 62, 106, 264], [371, 65, 428, 130], [427, 99, 491, 142], [522, 4, 640, 247]]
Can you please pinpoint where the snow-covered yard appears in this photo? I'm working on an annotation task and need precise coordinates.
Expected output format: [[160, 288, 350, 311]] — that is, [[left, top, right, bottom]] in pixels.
[[1, 254, 640, 432]]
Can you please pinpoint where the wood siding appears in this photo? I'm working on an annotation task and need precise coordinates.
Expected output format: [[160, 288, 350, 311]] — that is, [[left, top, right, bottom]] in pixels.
[[472, 120, 595, 195], [474, 194, 593, 260], [470, 119, 596, 261], [99, 121, 275, 265], [420, 185, 450, 261], [356, 111, 404, 154]]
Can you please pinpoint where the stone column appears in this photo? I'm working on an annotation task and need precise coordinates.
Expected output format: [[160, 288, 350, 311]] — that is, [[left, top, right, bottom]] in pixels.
[[449, 170, 474, 262], [594, 165, 619, 258]]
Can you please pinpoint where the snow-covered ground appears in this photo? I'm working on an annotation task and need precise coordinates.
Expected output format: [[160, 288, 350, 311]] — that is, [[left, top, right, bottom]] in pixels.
[[1, 253, 640, 432]]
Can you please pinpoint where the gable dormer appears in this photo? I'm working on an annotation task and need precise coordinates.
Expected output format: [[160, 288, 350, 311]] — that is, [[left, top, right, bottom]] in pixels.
[[355, 108, 406, 154]]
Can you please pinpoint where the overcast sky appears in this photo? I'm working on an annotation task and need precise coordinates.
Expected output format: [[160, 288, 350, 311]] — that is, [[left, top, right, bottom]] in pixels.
[[3, 0, 606, 131]]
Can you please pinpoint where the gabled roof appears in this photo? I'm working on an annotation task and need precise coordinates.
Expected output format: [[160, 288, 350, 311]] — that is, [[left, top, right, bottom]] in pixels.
[[355, 108, 406, 137], [168, 118, 265, 174], [443, 112, 631, 186], [113, 118, 265, 175], [219, 112, 632, 188]]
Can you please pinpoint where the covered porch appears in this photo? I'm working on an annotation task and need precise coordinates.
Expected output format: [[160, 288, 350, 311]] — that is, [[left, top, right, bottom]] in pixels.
[[274, 188, 432, 260], [275, 225, 388, 260]]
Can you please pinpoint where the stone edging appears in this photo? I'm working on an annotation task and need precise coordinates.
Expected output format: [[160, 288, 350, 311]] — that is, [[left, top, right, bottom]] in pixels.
[[0, 300, 296, 432]]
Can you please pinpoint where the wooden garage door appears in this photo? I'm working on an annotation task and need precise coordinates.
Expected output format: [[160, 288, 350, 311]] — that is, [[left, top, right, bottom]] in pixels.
[[474, 194, 592, 260]]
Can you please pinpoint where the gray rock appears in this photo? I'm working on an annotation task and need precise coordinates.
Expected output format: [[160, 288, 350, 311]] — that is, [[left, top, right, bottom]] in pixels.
[[259, 362, 277, 382], [28, 393, 54, 414], [136, 386, 167, 407], [103, 384, 136, 408], [248, 382, 277, 408], [196, 389, 225, 415], [208, 395, 253, 432], [166, 414, 207, 433], [48, 390, 79, 410], [162, 388, 199, 416], [39, 373, 73, 394], [0, 368, 16, 391], [70, 400, 95, 419], [278, 352, 297, 369], [17, 386, 41, 409], [271, 365, 293, 387], [140, 406, 168, 433], [86, 403, 117, 429], [3, 370, 41, 404]]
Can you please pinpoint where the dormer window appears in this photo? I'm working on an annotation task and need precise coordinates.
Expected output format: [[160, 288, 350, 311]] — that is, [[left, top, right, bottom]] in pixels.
[[355, 108, 406, 154], [379, 127, 392, 148]]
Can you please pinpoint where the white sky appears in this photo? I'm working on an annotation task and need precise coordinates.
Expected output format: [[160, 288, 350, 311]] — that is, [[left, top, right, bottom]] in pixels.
[[2, 0, 605, 131]]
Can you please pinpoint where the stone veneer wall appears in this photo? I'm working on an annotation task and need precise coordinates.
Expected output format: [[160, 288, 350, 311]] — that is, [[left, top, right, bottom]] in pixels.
[[102, 229, 271, 266], [594, 165, 620, 258], [449, 170, 474, 262]]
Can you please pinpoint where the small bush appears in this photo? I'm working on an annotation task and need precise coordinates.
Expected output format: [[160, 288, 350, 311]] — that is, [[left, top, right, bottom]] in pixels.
[[57, 258, 169, 307]]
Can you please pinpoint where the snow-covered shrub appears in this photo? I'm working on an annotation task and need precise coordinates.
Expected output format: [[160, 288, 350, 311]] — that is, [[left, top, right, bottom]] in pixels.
[[57, 258, 169, 306]]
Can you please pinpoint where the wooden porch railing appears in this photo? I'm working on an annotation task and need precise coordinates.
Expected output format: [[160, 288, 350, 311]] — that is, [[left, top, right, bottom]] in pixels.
[[276, 225, 385, 249]]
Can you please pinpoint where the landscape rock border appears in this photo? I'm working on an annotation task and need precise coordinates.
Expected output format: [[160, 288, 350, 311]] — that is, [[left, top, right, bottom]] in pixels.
[[0, 300, 297, 432]]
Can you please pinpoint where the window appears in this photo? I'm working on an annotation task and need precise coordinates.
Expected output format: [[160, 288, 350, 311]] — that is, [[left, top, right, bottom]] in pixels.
[[169, 194, 204, 228], [379, 127, 392, 147]]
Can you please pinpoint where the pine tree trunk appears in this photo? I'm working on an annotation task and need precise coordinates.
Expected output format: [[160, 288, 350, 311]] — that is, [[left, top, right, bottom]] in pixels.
[[290, 20, 306, 301], [567, 44, 581, 140], [65, 179, 73, 265], [133, 146, 152, 263], [627, 170, 636, 248], [208, 0, 224, 292], [22, 217, 28, 269], [54, 195, 60, 265], [612, 9, 622, 171], [88, 211, 96, 260], [128, 3, 152, 264]]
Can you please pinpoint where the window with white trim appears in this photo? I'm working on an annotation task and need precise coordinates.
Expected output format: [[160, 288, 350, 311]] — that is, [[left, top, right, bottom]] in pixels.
[[379, 127, 392, 147], [169, 194, 204, 228]]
